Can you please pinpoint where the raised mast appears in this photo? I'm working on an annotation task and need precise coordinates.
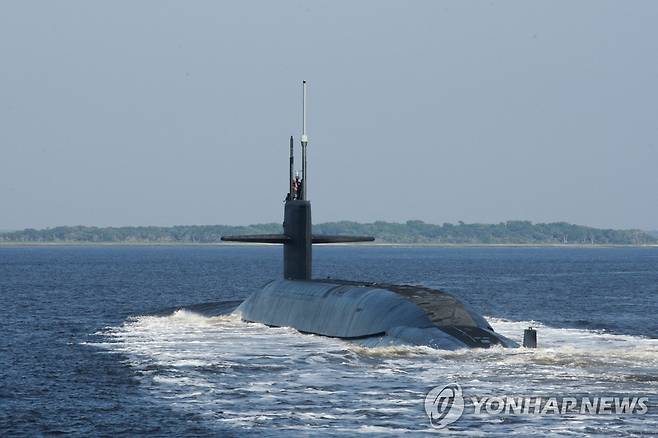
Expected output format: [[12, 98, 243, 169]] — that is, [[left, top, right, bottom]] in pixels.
[[289, 135, 294, 199], [301, 80, 308, 200]]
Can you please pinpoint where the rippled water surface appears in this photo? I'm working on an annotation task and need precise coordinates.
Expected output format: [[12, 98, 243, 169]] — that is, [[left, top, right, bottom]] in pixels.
[[1, 246, 657, 436]]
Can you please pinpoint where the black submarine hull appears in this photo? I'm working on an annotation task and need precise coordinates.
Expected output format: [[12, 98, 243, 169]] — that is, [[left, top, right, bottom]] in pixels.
[[237, 279, 518, 350], [223, 83, 517, 351]]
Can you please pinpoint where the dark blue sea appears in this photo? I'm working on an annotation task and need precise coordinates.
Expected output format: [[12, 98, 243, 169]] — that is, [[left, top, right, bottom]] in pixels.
[[1, 246, 657, 436]]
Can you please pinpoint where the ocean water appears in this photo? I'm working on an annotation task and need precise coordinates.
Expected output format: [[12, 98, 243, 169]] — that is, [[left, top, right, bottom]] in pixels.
[[1, 246, 657, 436]]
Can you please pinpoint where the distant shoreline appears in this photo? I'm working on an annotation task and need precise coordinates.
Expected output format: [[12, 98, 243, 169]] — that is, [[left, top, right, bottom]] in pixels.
[[1, 221, 655, 246], [1, 242, 656, 248]]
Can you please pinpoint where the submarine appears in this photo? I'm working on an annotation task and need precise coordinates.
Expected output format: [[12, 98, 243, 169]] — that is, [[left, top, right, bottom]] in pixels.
[[222, 81, 517, 350]]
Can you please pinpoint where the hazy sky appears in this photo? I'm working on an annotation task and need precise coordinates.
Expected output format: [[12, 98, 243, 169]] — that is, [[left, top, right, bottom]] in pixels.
[[1, 1, 656, 230]]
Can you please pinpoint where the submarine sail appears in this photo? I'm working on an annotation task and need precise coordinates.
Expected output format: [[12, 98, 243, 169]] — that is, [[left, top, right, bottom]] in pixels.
[[222, 80, 374, 280]]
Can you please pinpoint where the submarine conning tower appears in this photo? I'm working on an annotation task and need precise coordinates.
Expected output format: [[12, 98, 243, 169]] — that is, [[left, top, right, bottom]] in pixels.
[[221, 81, 374, 279]]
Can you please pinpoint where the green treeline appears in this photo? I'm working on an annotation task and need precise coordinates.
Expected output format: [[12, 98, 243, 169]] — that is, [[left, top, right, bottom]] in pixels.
[[0, 220, 655, 245]]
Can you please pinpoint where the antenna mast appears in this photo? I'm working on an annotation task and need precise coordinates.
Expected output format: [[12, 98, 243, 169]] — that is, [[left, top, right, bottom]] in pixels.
[[301, 80, 308, 200], [289, 136, 294, 198]]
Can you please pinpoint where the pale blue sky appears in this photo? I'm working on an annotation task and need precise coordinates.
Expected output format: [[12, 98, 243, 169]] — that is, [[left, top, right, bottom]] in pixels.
[[1, 1, 656, 230]]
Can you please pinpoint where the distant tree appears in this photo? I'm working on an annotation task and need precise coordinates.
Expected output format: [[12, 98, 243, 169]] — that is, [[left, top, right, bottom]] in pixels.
[[1, 221, 656, 245]]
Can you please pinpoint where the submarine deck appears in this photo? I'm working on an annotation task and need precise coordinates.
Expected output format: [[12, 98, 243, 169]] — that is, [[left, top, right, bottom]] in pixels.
[[307, 278, 494, 332], [237, 278, 514, 349]]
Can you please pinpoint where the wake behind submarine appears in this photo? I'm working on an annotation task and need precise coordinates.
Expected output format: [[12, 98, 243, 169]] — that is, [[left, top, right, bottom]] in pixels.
[[222, 82, 518, 350]]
